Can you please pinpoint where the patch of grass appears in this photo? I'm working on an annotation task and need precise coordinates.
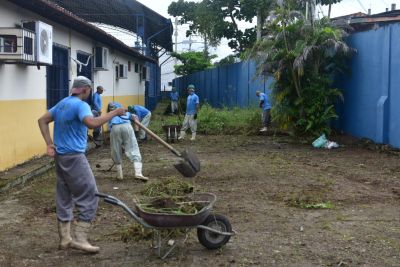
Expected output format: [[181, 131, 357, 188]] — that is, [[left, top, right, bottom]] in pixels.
[[149, 114, 182, 135], [319, 221, 332, 230], [149, 102, 264, 136], [197, 104, 262, 136], [285, 187, 334, 209], [300, 201, 334, 209]]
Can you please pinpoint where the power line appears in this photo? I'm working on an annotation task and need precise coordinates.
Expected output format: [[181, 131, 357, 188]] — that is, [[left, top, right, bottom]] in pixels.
[[379, 0, 389, 6], [356, 0, 368, 13]]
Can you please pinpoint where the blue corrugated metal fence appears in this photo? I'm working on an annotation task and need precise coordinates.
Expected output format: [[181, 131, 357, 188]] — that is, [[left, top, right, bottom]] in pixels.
[[174, 61, 274, 108], [173, 22, 400, 148]]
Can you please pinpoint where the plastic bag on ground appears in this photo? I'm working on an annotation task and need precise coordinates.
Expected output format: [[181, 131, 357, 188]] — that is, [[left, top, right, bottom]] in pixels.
[[312, 134, 328, 148]]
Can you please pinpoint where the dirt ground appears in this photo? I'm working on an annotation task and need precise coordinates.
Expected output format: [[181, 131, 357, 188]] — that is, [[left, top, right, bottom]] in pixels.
[[0, 134, 399, 267]]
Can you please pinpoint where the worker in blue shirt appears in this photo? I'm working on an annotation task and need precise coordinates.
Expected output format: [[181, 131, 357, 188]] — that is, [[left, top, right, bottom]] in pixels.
[[179, 84, 200, 141], [127, 105, 152, 141], [169, 87, 179, 114], [38, 76, 125, 254], [92, 86, 104, 140], [107, 102, 148, 181], [256, 90, 271, 132]]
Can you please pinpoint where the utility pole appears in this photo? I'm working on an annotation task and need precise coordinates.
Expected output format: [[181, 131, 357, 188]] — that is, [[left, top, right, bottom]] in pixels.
[[174, 17, 178, 78], [328, 4, 332, 18]]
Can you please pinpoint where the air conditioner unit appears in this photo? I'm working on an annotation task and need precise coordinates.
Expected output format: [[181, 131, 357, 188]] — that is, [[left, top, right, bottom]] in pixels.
[[0, 27, 36, 63], [35, 21, 53, 65], [94, 46, 109, 70], [119, 64, 128, 79]]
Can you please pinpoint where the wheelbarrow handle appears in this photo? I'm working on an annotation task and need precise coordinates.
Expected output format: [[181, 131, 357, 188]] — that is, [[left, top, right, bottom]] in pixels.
[[96, 192, 119, 205], [104, 198, 119, 205], [95, 192, 109, 198], [134, 120, 181, 157]]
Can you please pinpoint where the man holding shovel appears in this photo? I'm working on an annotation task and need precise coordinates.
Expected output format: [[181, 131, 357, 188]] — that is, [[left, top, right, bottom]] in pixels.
[[178, 84, 199, 141], [38, 76, 125, 253], [127, 105, 151, 141]]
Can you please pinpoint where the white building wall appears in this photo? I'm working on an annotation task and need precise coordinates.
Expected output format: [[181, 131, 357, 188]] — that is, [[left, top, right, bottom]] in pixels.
[[0, 0, 148, 171]]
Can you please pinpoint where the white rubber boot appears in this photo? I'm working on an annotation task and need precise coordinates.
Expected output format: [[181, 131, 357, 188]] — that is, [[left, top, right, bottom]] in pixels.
[[70, 221, 100, 253], [116, 164, 123, 180], [58, 221, 72, 250], [134, 162, 149, 181], [178, 131, 186, 140], [190, 132, 196, 141]]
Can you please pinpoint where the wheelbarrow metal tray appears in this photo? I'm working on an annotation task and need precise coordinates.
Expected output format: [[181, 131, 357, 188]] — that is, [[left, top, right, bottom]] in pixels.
[[136, 193, 216, 228]]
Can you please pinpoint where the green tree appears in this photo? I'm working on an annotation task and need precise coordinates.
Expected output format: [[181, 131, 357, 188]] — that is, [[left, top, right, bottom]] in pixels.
[[248, 2, 353, 137], [171, 51, 217, 76], [168, 0, 276, 53], [214, 55, 238, 66]]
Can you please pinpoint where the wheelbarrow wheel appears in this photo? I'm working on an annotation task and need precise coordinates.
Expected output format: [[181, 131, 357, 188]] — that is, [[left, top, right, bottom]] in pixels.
[[197, 214, 232, 250]]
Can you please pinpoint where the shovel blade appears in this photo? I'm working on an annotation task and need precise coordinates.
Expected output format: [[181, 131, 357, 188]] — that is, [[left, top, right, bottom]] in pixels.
[[174, 160, 198, 177], [181, 148, 200, 172]]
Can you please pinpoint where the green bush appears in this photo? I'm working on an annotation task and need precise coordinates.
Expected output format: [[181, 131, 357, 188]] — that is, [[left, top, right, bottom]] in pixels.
[[197, 104, 262, 135], [149, 102, 264, 136]]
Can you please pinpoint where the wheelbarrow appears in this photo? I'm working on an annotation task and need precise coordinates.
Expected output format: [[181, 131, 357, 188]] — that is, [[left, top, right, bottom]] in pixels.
[[96, 192, 236, 259], [162, 125, 181, 143]]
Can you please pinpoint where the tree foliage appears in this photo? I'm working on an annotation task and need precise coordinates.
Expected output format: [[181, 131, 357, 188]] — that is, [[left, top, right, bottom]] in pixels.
[[248, 1, 353, 137], [171, 51, 217, 76], [168, 0, 276, 53], [214, 55, 238, 66]]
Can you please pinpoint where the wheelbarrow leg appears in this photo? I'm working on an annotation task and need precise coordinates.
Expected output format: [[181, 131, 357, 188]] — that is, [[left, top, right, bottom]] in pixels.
[[152, 229, 191, 259]]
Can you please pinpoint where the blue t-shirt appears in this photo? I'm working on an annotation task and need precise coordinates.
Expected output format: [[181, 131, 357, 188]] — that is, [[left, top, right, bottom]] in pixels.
[[259, 92, 271, 110], [133, 105, 150, 120], [93, 92, 102, 112], [109, 112, 132, 130], [170, 91, 179, 101], [186, 93, 199, 115], [49, 96, 93, 154]]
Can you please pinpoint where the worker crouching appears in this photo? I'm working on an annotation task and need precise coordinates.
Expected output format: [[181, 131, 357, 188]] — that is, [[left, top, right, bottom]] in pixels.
[[108, 102, 148, 181]]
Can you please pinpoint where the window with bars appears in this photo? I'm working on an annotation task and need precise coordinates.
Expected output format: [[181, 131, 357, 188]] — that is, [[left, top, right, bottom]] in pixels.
[[46, 45, 69, 109]]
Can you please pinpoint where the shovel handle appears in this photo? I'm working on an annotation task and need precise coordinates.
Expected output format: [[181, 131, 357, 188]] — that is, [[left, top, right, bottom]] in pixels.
[[134, 120, 181, 157]]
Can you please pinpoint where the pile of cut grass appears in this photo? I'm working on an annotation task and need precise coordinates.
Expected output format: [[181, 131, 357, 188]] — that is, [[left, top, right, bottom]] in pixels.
[[141, 177, 194, 197]]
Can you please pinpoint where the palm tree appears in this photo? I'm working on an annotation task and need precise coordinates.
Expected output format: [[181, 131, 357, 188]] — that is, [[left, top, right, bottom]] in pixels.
[[248, 3, 353, 136]]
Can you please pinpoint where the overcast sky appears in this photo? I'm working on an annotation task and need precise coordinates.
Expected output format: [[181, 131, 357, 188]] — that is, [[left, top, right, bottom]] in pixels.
[[135, 0, 400, 59]]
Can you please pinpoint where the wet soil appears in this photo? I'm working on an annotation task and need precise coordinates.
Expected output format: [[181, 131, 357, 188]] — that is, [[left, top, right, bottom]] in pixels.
[[0, 135, 399, 266]]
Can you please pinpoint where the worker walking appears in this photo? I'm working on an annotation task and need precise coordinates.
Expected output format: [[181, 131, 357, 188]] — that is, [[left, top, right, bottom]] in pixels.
[[127, 105, 151, 141], [169, 87, 179, 114], [92, 86, 104, 140], [256, 90, 271, 132], [38, 76, 125, 254], [108, 102, 148, 181], [178, 84, 200, 141]]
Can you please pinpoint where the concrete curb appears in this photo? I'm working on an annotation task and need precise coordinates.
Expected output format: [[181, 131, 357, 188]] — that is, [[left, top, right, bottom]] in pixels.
[[0, 160, 55, 193], [0, 141, 101, 194]]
